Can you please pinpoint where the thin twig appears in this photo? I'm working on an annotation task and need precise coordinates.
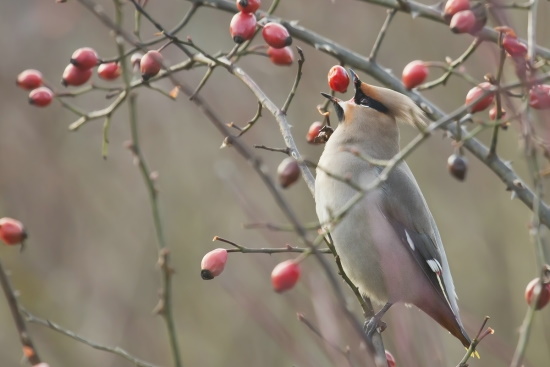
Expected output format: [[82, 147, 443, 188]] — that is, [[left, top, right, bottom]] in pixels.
[[0, 260, 42, 366], [369, 9, 397, 61], [213, 236, 331, 254], [21, 308, 159, 367], [114, 1, 182, 364], [254, 145, 290, 154], [488, 33, 508, 156], [281, 47, 305, 114], [237, 102, 263, 137]]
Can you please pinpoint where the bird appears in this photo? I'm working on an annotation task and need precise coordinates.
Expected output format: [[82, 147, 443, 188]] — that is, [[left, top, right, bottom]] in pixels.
[[315, 69, 471, 348]]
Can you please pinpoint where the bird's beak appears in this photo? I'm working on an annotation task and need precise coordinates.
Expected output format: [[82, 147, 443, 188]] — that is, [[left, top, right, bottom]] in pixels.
[[320, 92, 341, 104], [349, 69, 362, 91], [321, 93, 344, 122]]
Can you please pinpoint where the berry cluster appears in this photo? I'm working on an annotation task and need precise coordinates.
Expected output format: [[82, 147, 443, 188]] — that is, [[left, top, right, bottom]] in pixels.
[[17, 47, 169, 108], [229, 0, 294, 66]]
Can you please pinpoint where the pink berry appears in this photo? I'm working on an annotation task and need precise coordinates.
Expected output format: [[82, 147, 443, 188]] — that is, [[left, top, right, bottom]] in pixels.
[[201, 248, 228, 279], [236, 0, 261, 13], [267, 46, 294, 66], [29, 87, 54, 107], [385, 350, 396, 367], [0, 217, 27, 245], [401, 60, 428, 89], [450, 10, 475, 34], [16, 69, 43, 90], [229, 12, 257, 44], [140, 50, 164, 81], [62, 64, 92, 86], [98, 62, 121, 80], [502, 35, 528, 58], [271, 260, 300, 292], [444, 0, 470, 17], [465, 82, 494, 113], [529, 85, 550, 110], [262, 22, 292, 49], [306, 121, 323, 144], [70, 47, 99, 70], [525, 278, 550, 310]]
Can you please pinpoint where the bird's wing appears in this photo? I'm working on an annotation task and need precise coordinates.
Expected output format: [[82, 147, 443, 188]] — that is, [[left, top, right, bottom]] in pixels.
[[379, 164, 458, 314]]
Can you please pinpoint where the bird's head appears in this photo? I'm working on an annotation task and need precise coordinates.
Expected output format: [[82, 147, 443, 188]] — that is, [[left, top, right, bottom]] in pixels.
[[321, 69, 427, 130]]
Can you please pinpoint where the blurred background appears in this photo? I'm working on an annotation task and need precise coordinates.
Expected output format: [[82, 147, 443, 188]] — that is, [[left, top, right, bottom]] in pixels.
[[1, 0, 549, 366]]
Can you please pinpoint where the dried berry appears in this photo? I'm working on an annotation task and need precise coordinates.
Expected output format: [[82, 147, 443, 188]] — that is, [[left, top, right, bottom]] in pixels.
[[277, 157, 300, 188], [447, 154, 467, 181]]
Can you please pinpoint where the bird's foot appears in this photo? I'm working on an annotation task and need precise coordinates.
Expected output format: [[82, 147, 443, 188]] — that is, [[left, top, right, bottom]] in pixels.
[[363, 317, 387, 339]]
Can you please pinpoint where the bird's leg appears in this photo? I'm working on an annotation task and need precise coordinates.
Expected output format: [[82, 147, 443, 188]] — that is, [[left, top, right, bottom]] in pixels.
[[363, 302, 392, 339]]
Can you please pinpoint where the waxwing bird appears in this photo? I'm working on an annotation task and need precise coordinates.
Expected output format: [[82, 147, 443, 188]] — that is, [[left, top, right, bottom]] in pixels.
[[315, 70, 471, 348]]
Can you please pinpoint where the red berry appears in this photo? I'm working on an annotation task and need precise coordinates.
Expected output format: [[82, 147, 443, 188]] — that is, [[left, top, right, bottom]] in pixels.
[[0, 218, 27, 245], [502, 35, 528, 58], [70, 47, 99, 70], [229, 12, 257, 44], [327, 65, 350, 93], [201, 248, 228, 280], [140, 50, 164, 81], [277, 157, 300, 188], [465, 82, 494, 113], [306, 121, 323, 144], [98, 62, 121, 80], [401, 60, 428, 90], [62, 64, 92, 86], [525, 278, 550, 310], [449, 10, 475, 34], [267, 46, 294, 66], [489, 105, 506, 120], [28, 87, 54, 107], [444, 0, 470, 17], [529, 85, 550, 110], [447, 154, 467, 181], [16, 69, 43, 90], [262, 22, 292, 49], [385, 350, 396, 367], [236, 0, 260, 13], [271, 260, 300, 293]]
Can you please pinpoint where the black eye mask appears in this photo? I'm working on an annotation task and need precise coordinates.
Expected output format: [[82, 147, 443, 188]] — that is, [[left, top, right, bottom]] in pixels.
[[354, 88, 389, 114]]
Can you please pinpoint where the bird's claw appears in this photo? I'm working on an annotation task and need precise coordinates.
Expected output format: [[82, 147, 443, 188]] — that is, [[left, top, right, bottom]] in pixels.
[[363, 317, 387, 339]]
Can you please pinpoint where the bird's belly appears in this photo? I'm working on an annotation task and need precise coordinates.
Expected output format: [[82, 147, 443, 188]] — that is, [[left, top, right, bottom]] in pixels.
[[316, 174, 424, 305]]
